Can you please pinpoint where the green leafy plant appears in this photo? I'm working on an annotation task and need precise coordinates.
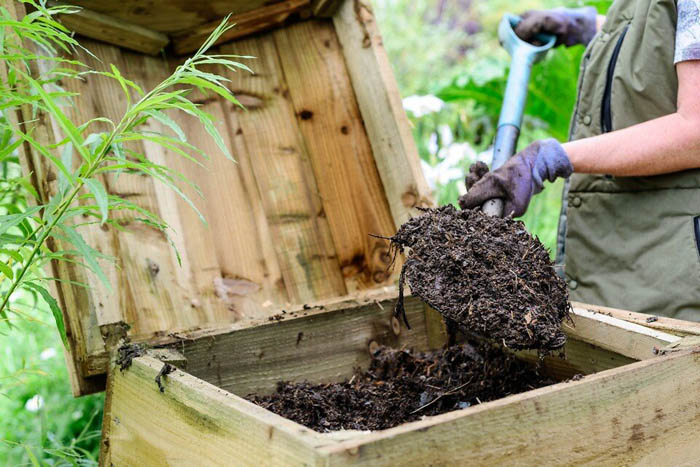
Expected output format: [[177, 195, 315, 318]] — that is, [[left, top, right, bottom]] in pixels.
[[0, 0, 250, 345]]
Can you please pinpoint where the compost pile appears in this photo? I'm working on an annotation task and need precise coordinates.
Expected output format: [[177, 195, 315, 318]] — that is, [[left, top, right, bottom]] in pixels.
[[248, 342, 553, 432], [392, 205, 569, 350]]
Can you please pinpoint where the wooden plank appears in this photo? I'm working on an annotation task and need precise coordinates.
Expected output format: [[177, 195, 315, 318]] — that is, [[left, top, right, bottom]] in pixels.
[[517, 338, 635, 380], [48, 40, 134, 338], [70, 0, 283, 34], [172, 0, 311, 55], [179, 295, 430, 396], [144, 286, 404, 345], [319, 350, 700, 465], [311, 0, 343, 17], [572, 301, 700, 336], [218, 33, 347, 304], [134, 55, 255, 329], [48, 1, 169, 55], [158, 58, 289, 321], [423, 306, 448, 349], [518, 307, 679, 379], [103, 356, 322, 466], [219, 93, 292, 315], [566, 307, 680, 360], [332, 0, 432, 227], [273, 20, 398, 292]]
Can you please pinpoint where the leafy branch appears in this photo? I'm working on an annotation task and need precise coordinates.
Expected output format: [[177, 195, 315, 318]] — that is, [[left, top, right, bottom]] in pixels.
[[0, 0, 251, 345]]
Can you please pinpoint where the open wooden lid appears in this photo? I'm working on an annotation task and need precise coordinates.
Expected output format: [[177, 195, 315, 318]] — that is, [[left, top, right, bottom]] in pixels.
[[50, 0, 340, 56], [18, 1, 432, 395]]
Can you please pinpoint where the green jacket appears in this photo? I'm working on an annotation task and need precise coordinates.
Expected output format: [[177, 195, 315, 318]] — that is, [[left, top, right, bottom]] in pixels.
[[558, 0, 700, 320]]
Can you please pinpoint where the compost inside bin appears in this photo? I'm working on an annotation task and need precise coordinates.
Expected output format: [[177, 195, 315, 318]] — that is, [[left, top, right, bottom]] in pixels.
[[390, 205, 570, 351], [248, 341, 554, 432]]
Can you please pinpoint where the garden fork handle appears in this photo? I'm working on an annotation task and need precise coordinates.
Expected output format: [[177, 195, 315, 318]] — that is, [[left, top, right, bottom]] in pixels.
[[482, 14, 555, 217]]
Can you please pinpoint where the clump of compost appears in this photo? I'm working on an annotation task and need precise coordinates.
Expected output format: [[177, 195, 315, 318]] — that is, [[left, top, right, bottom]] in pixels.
[[248, 342, 553, 432], [391, 205, 569, 350]]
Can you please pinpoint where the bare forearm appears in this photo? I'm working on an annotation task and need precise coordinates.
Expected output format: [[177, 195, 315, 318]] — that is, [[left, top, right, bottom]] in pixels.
[[562, 112, 700, 176], [562, 61, 700, 177]]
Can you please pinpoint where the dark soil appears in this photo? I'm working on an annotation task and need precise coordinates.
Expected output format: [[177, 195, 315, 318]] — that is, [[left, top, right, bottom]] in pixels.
[[248, 342, 554, 432], [390, 205, 570, 351]]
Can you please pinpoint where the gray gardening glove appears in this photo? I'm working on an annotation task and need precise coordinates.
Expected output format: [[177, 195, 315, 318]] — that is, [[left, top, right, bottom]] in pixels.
[[459, 139, 573, 218], [515, 7, 598, 47]]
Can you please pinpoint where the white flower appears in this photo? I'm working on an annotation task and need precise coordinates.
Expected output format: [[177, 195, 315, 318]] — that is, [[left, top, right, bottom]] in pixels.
[[402, 94, 445, 117], [427, 132, 439, 156], [437, 124, 453, 150], [438, 142, 476, 167], [25, 395, 44, 412], [40, 348, 57, 360], [421, 142, 476, 189]]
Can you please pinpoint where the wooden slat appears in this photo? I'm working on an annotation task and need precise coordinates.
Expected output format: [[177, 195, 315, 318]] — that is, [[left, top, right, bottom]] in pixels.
[[518, 306, 679, 379], [49, 2, 168, 55], [319, 350, 700, 466], [273, 20, 398, 292], [218, 33, 347, 304], [572, 301, 700, 336], [566, 307, 680, 360], [332, 0, 432, 227], [69, 0, 281, 34], [517, 338, 635, 380], [423, 306, 448, 348], [161, 84, 289, 321], [311, 0, 343, 17], [172, 0, 311, 55], [180, 295, 430, 396], [103, 356, 322, 466]]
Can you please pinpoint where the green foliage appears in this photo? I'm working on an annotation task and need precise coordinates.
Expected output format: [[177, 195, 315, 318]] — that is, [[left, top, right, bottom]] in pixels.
[[374, 0, 475, 96], [0, 1, 250, 344], [0, 1, 251, 463], [437, 45, 584, 142], [0, 305, 103, 465]]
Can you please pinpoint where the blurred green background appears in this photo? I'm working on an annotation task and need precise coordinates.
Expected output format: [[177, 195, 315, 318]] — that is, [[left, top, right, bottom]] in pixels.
[[0, 0, 610, 464]]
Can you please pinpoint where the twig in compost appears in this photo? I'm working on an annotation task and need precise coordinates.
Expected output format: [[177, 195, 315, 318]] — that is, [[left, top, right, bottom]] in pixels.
[[410, 379, 474, 414]]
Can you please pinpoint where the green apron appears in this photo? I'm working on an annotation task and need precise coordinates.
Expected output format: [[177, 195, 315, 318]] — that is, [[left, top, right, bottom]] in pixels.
[[557, 0, 700, 320]]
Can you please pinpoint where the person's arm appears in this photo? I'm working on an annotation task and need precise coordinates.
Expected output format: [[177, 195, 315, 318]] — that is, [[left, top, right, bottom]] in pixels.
[[563, 60, 700, 176], [459, 61, 700, 217]]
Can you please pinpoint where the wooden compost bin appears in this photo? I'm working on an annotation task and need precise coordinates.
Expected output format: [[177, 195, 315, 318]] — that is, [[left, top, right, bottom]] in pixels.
[[11, 0, 700, 465]]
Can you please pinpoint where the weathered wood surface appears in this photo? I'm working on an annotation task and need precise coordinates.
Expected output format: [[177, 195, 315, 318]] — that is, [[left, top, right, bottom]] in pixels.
[[566, 306, 680, 360], [48, 1, 169, 55], [172, 0, 311, 55], [517, 339, 635, 380], [272, 20, 398, 292], [17, 14, 415, 393], [65, 0, 290, 34], [180, 295, 431, 396], [101, 356, 321, 466], [333, 0, 432, 226], [218, 27, 347, 305], [311, 0, 344, 17], [178, 293, 676, 396], [517, 302, 680, 379], [319, 350, 700, 466], [572, 301, 700, 336], [102, 314, 700, 465]]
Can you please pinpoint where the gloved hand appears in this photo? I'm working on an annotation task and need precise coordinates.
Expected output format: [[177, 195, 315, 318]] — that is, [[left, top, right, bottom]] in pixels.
[[459, 139, 573, 217], [514, 7, 598, 47]]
